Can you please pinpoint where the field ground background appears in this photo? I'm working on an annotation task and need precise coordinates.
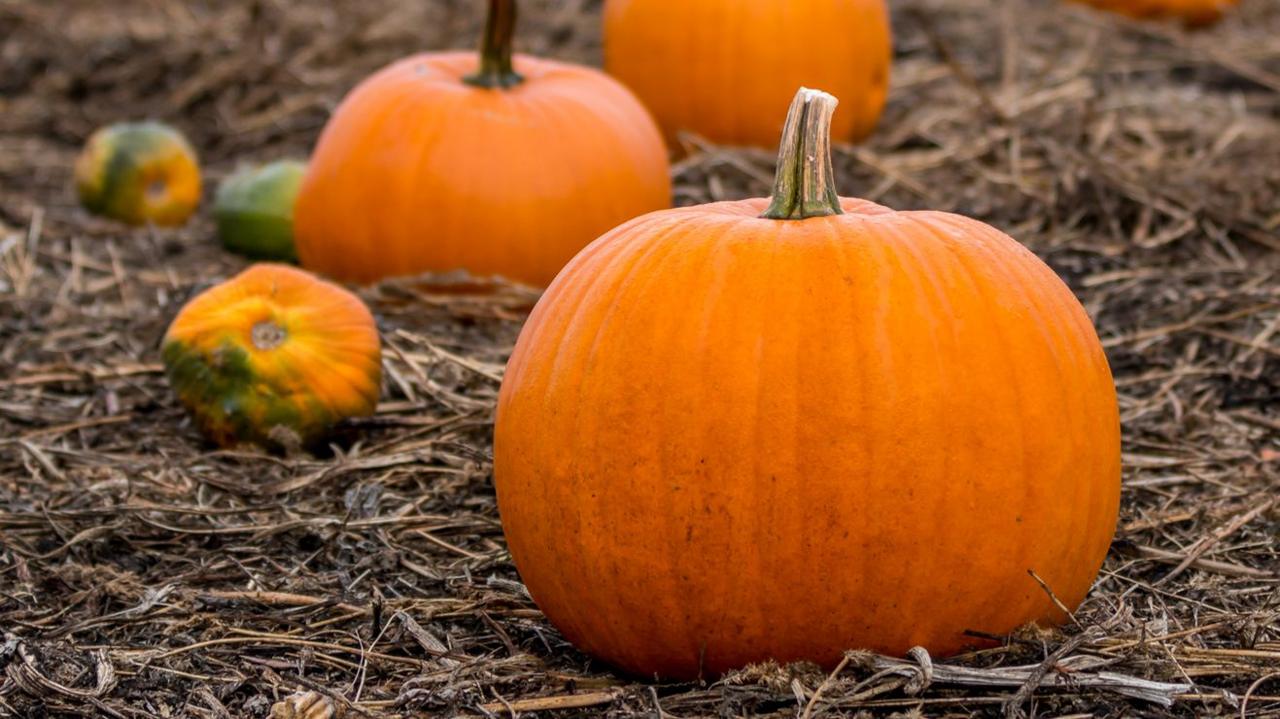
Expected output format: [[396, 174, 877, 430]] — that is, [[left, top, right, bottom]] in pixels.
[[1, 0, 1279, 716]]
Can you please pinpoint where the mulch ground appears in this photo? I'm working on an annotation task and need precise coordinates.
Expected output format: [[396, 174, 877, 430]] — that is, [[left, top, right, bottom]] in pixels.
[[1, 0, 1278, 717]]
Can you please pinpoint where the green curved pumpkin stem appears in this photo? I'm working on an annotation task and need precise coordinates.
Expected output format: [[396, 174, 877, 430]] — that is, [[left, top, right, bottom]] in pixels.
[[463, 0, 524, 89], [761, 88, 844, 220]]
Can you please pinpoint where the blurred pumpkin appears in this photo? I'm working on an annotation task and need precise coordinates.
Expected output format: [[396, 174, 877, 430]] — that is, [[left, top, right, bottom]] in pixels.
[[1068, 0, 1236, 26], [215, 160, 307, 262], [603, 0, 891, 148], [294, 0, 670, 287], [75, 121, 202, 226], [162, 264, 381, 450], [494, 88, 1121, 679]]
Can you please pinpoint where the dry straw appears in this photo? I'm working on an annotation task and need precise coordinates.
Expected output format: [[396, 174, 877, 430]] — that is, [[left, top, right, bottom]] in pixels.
[[0, 0, 1277, 716]]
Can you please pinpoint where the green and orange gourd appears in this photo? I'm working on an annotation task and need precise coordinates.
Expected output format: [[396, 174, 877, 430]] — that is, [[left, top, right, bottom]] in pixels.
[[74, 121, 202, 226], [603, 0, 892, 148], [494, 88, 1121, 678], [215, 160, 307, 262], [162, 264, 381, 451], [293, 0, 670, 287]]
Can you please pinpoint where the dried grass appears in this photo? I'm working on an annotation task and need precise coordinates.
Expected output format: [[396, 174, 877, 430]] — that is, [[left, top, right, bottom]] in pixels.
[[1, 0, 1278, 716]]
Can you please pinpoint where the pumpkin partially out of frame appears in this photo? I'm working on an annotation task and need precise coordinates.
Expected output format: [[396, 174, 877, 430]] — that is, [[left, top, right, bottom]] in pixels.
[[162, 264, 381, 451], [1068, 0, 1236, 26], [603, 0, 891, 148], [294, 0, 670, 287], [494, 88, 1121, 679]]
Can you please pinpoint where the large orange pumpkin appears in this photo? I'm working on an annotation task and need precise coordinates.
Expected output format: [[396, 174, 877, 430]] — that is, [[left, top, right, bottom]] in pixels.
[[603, 0, 891, 148], [293, 0, 670, 287], [1067, 0, 1236, 26], [162, 264, 382, 450], [494, 88, 1121, 679]]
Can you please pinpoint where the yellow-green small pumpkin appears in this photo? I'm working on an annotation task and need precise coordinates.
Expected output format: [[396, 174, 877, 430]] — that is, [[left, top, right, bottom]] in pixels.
[[214, 160, 307, 262], [74, 122, 202, 226], [162, 264, 382, 451]]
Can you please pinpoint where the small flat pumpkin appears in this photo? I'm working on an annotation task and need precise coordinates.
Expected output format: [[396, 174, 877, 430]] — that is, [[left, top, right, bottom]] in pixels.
[[162, 264, 381, 450], [75, 121, 202, 227]]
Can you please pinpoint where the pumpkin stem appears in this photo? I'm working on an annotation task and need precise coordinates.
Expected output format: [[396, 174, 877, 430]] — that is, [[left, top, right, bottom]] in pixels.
[[760, 88, 844, 221], [463, 0, 524, 89]]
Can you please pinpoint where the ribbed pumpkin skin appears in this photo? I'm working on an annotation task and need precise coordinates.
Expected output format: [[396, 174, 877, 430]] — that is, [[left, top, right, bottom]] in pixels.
[[1069, 0, 1236, 26], [294, 52, 670, 287], [603, 0, 891, 147], [74, 122, 202, 227], [163, 264, 381, 450], [494, 198, 1121, 679]]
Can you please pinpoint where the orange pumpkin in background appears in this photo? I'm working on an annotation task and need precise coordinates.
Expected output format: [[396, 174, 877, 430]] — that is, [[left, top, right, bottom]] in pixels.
[[603, 0, 891, 148], [162, 264, 382, 451], [293, 0, 670, 287], [494, 88, 1121, 679], [1068, 0, 1236, 26]]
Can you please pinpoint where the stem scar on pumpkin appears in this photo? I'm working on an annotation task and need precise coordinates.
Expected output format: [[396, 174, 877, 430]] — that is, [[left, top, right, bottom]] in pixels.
[[251, 320, 287, 351], [146, 177, 168, 202], [761, 87, 843, 221]]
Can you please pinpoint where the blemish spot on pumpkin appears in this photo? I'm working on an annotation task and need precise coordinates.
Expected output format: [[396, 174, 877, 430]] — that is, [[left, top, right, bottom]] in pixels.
[[251, 320, 287, 350], [873, 63, 888, 87]]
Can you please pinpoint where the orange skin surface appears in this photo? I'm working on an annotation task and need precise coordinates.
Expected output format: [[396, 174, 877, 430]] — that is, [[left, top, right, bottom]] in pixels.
[[494, 198, 1121, 679], [294, 52, 671, 287], [162, 264, 381, 449], [603, 0, 891, 148], [1069, 0, 1237, 26]]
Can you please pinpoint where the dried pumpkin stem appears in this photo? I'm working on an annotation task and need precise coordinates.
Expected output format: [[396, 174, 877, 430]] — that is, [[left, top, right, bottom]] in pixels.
[[463, 0, 524, 89], [761, 88, 843, 220]]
